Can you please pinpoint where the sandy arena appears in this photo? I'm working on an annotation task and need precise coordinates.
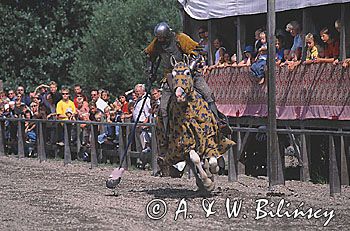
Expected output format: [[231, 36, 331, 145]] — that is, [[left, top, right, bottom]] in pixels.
[[0, 156, 349, 230]]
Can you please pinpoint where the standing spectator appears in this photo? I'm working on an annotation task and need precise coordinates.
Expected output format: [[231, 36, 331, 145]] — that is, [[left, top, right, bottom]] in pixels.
[[250, 31, 268, 85], [285, 21, 303, 61], [150, 88, 161, 118], [49, 81, 61, 105], [73, 84, 87, 108], [315, 27, 339, 64], [133, 84, 151, 168], [91, 89, 108, 112], [198, 26, 209, 53], [17, 86, 31, 106], [56, 87, 76, 146], [119, 94, 129, 114], [213, 38, 226, 64], [7, 89, 16, 101]]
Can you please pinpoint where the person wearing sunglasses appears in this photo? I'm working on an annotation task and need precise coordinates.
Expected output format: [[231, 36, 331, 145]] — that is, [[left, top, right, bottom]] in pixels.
[[56, 88, 76, 121]]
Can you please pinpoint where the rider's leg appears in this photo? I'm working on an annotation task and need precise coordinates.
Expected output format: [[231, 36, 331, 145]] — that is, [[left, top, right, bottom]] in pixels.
[[193, 73, 219, 118], [159, 83, 172, 136]]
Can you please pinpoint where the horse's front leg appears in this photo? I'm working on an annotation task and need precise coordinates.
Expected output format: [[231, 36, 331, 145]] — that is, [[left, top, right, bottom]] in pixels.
[[189, 150, 215, 191]]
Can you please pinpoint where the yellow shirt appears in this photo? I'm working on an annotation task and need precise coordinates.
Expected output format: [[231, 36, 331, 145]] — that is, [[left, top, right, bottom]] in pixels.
[[306, 46, 318, 61], [56, 100, 76, 120]]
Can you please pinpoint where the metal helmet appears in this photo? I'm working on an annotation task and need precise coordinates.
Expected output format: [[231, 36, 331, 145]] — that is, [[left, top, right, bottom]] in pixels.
[[154, 22, 172, 39]]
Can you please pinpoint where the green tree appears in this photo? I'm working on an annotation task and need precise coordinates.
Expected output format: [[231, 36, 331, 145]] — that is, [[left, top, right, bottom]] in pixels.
[[0, 0, 96, 91], [70, 0, 182, 95]]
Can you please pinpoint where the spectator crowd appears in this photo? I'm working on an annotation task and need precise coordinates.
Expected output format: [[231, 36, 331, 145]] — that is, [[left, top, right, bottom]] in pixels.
[[201, 19, 350, 85], [0, 81, 161, 167]]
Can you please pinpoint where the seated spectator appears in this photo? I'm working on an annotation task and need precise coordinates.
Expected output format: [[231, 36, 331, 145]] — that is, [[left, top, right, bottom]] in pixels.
[[250, 31, 267, 85], [315, 27, 339, 63], [285, 21, 303, 61], [238, 46, 253, 67], [303, 33, 319, 64]]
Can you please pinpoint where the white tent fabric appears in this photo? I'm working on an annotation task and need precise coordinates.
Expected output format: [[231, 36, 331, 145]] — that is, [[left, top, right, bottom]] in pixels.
[[178, 0, 350, 20]]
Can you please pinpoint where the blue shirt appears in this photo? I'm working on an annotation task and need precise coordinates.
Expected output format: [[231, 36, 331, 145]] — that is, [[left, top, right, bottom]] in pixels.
[[291, 34, 303, 51]]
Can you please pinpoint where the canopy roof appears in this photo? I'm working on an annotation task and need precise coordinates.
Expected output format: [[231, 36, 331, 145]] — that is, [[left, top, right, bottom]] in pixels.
[[178, 0, 350, 20]]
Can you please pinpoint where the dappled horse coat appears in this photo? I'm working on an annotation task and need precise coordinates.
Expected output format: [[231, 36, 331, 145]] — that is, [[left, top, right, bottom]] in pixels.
[[157, 60, 235, 170]]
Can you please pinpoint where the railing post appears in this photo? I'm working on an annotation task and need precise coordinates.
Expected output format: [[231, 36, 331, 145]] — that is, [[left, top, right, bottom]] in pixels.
[[63, 123, 71, 165], [90, 124, 98, 168], [340, 129, 349, 185], [17, 121, 25, 158], [0, 121, 5, 156], [300, 133, 310, 181], [76, 125, 81, 155], [126, 125, 131, 169], [38, 122, 46, 162], [329, 135, 341, 196], [229, 132, 238, 182], [151, 125, 158, 176], [118, 125, 127, 169]]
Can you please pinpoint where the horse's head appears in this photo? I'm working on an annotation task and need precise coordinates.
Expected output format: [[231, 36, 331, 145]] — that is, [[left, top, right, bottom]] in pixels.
[[170, 55, 195, 103]]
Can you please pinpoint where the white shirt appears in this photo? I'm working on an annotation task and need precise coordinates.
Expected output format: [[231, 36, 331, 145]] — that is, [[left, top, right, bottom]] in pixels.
[[133, 93, 151, 122]]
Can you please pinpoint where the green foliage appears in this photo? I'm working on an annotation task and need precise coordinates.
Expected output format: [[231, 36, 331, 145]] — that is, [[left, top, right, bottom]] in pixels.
[[70, 0, 182, 95], [0, 0, 96, 91]]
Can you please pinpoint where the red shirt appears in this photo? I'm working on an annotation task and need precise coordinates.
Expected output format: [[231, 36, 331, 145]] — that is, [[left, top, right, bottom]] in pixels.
[[121, 102, 129, 114], [324, 40, 339, 59]]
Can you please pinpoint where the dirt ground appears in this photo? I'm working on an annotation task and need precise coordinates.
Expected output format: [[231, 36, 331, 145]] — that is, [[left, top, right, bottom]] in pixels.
[[0, 156, 349, 231]]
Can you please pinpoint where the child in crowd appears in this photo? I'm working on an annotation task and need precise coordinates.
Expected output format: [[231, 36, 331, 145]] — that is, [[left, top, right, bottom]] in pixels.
[[238, 46, 253, 67], [231, 53, 237, 66], [303, 33, 319, 64], [254, 28, 263, 58], [250, 31, 267, 84], [275, 36, 285, 65]]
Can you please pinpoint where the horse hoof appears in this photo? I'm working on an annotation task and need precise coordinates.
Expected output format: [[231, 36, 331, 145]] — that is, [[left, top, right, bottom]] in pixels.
[[106, 178, 121, 189]]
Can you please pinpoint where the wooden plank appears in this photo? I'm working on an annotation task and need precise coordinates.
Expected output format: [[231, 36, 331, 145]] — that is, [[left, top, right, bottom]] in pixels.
[[300, 133, 310, 181], [236, 17, 243, 63], [340, 5, 346, 61], [151, 126, 158, 176], [76, 125, 81, 155], [208, 20, 213, 65], [38, 122, 46, 162], [267, 0, 284, 186], [228, 134, 237, 182], [118, 125, 127, 169], [340, 130, 349, 185], [329, 135, 341, 196], [126, 125, 131, 169], [17, 121, 25, 158], [63, 124, 71, 165], [0, 122, 5, 156], [90, 125, 98, 168]]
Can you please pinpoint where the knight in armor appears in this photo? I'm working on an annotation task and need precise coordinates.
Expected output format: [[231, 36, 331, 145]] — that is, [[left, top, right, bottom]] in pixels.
[[144, 22, 218, 132]]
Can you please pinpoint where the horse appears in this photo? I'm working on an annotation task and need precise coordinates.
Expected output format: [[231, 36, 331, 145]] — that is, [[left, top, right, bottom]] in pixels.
[[156, 55, 235, 192]]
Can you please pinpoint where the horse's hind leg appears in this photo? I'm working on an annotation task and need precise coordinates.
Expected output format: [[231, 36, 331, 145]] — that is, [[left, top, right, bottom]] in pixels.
[[189, 150, 215, 191]]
